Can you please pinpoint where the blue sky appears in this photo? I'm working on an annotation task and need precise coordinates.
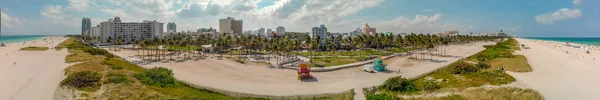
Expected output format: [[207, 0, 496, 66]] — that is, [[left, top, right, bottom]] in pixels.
[[0, 0, 598, 37]]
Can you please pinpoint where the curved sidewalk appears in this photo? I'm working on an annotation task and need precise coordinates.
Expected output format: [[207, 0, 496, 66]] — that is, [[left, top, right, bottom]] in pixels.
[[109, 41, 492, 97]]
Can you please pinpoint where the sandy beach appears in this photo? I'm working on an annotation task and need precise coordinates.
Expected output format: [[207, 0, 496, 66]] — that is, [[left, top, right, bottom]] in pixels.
[[110, 41, 494, 97], [0, 36, 69, 100], [507, 38, 600, 100]]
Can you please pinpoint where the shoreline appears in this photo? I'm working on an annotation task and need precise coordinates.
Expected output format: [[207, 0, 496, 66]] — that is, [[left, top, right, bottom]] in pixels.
[[508, 38, 600, 99], [0, 35, 57, 44], [522, 37, 600, 47], [0, 36, 69, 100]]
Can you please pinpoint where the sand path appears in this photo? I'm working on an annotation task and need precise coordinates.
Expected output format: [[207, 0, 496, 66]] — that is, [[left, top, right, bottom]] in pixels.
[[0, 37, 68, 100], [110, 41, 493, 97], [508, 38, 600, 100]]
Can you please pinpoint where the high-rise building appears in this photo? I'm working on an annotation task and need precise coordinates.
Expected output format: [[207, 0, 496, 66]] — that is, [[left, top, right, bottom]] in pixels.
[[362, 24, 376, 35], [258, 28, 265, 36], [219, 17, 243, 35], [97, 17, 164, 44], [167, 22, 177, 32], [266, 29, 272, 37], [312, 24, 327, 48], [276, 26, 285, 33], [82, 17, 91, 36]]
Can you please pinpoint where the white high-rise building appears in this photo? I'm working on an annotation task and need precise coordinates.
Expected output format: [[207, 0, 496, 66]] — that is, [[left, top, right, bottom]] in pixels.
[[219, 17, 243, 35], [97, 17, 164, 44]]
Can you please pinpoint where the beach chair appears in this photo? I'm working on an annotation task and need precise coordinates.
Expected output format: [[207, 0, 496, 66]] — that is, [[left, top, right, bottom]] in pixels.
[[297, 63, 313, 80]]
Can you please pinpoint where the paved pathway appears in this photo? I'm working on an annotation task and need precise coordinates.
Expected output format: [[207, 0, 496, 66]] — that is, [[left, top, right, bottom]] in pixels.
[[110, 42, 493, 99]]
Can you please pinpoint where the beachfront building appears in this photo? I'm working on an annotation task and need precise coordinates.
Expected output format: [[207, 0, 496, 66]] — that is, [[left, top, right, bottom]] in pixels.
[[167, 22, 176, 32], [266, 29, 272, 37], [95, 17, 164, 44], [219, 17, 243, 35], [362, 24, 376, 36], [276, 26, 286, 35], [82, 17, 91, 35], [312, 24, 327, 48]]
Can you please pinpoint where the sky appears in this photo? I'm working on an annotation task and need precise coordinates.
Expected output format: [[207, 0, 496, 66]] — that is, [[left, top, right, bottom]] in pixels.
[[0, 0, 599, 37]]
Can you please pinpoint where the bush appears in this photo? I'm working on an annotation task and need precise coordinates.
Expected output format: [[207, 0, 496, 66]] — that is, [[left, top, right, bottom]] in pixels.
[[421, 80, 441, 91], [135, 67, 180, 87], [61, 71, 102, 88], [449, 61, 479, 74], [477, 62, 491, 69], [379, 76, 419, 92], [366, 94, 400, 100]]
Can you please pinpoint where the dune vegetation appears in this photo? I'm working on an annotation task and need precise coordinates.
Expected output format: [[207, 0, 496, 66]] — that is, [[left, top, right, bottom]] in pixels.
[[19, 46, 49, 51], [367, 38, 542, 100]]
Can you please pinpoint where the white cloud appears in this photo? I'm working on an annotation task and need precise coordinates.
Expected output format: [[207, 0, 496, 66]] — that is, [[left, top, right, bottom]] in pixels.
[[1, 11, 23, 28], [368, 14, 473, 33], [66, 0, 90, 12], [573, 0, 581, 5], [41, 5, 69, 19], [535, 8, 582, 25]]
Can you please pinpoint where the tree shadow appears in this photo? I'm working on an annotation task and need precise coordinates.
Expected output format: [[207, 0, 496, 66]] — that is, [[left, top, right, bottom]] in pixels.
[[300, 78, 319, 82]]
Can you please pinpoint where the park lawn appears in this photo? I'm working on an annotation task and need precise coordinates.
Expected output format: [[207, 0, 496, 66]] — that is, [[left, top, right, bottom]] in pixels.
[[385, 47, 414, 53], [296, 49, 389, 57], [487, 55, 532, 72], [20, 46, 49, 51], [310, 56, 368, 67]]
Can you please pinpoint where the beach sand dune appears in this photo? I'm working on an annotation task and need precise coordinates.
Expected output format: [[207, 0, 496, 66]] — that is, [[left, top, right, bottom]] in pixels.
[[0, 37, 68, 100], [508, 38, 600, 100]]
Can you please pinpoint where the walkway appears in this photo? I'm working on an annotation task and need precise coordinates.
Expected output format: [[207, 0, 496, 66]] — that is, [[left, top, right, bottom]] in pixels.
[[109, 41, 493, 99]]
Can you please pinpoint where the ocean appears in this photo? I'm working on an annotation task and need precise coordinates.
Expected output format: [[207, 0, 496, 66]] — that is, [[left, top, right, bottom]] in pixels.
[[524, 37, 600, 46], [0, 35, 49, 43]]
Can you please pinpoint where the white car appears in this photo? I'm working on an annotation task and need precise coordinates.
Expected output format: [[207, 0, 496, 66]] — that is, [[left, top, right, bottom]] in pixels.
[[364, 65, 374, 72]]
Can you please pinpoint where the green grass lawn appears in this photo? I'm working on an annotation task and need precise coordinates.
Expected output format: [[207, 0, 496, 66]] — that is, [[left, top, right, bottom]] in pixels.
[[487, 55, 532, 72], [297, 49, 389, 57], [310, 56, 368, 67], [20, 46, 49, 51]]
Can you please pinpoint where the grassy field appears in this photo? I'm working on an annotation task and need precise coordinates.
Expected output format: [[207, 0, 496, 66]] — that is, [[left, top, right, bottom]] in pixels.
[[297, 49, 389, 57], [369, 37, 542, 99], [310, 56, 368, 67], [19, 46, 49, 51], [487, 55, 532, 72]]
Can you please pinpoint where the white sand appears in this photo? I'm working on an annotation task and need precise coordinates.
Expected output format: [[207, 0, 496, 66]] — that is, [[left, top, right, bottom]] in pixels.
[[0, 36, 69, 100], [111, 41, 494, 97], [507, 38, 600, 100]]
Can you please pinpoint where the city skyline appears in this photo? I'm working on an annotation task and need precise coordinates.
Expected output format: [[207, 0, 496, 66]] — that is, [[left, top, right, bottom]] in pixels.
[[0, 0, 599, 37]]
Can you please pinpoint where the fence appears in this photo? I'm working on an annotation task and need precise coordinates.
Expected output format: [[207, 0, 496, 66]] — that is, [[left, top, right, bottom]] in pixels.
[[180, 80, 354, 100]]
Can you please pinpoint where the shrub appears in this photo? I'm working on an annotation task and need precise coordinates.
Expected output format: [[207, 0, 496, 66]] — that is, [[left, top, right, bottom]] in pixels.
[[421, 80, 441, 91], [366, 94, 400, 100], [379, 76, 419, 92], [477, 62, 491, 69], [449, 61, 479, 74], [61, 71, 102, 88], [134, 67, 180, 87]]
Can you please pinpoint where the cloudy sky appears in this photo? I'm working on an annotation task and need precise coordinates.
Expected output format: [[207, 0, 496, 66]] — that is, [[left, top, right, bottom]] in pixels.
[[0, 0, 598, 37]]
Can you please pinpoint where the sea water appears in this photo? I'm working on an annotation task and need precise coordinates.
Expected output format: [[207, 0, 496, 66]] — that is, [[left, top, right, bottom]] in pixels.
[[524, 37, 600, 46], [0, 35, 48, 43]]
